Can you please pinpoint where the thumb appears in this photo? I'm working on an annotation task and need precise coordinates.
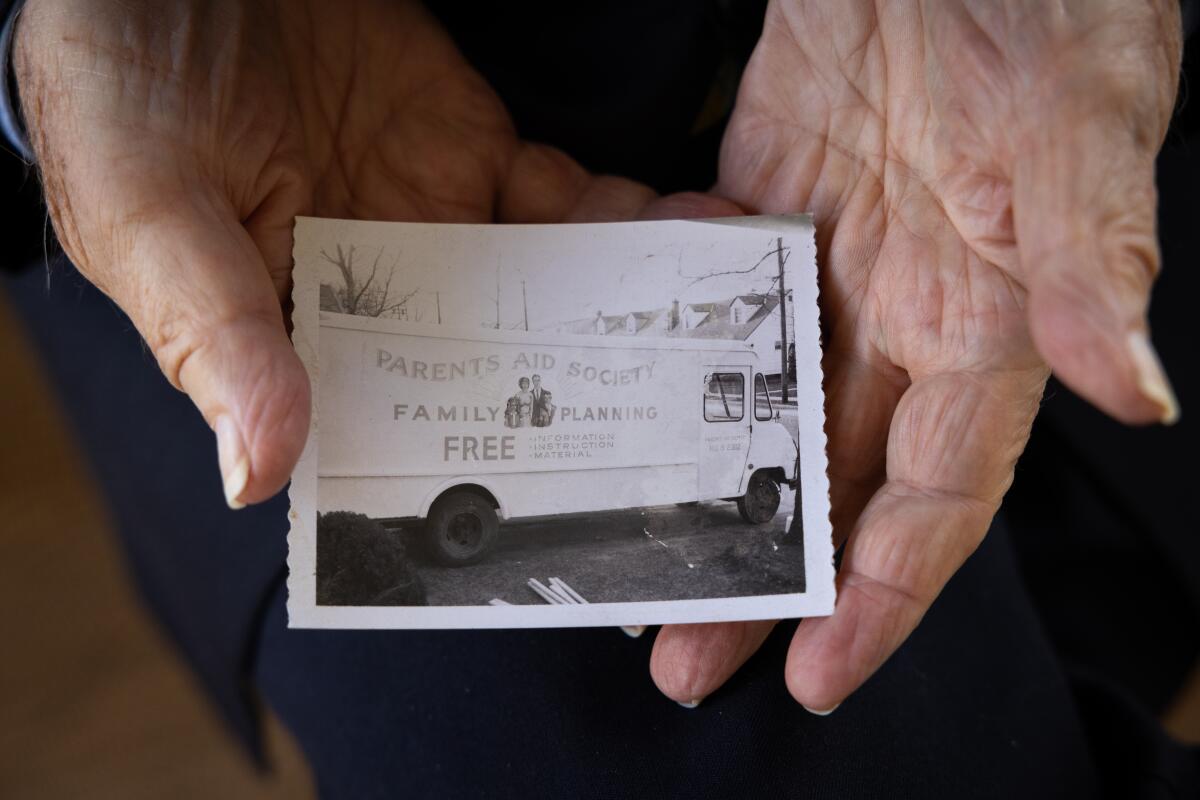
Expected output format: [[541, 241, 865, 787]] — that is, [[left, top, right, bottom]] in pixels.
[[112, 187, 309, 508], [1014, 104, 1178, 426]]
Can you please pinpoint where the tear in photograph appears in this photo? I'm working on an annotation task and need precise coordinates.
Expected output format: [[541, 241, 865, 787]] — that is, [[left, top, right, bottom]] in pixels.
[[288, 216, 834, 628]]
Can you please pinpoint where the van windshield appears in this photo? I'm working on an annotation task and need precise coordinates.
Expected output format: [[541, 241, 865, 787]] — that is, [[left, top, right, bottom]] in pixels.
[[754, 373, 773, 421]]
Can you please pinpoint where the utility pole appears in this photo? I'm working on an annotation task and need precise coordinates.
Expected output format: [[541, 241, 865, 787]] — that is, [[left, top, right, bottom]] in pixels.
[[435, 291, 441, 324], [776, 237, 789, 404], [521, 280, 529, 331]]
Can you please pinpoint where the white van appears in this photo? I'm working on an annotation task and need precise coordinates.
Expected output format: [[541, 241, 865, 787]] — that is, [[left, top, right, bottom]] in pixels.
[[317, 312, 798, 564]]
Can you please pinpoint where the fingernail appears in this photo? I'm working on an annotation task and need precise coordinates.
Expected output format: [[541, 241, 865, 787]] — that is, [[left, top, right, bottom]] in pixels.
[[215, 414, 249, 509], [802, 703, 840, 716], [621, 625, 646, 638], [1127, 331, 1180, 425], [678, 698, 703, 709]]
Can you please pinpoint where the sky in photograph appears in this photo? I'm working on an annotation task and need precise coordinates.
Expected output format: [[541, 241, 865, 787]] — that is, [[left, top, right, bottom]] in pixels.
[[310, 219, 799, 330]]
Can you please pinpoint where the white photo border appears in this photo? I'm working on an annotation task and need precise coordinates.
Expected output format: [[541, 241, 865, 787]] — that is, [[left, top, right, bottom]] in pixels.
[[286, 215, 835, 629]]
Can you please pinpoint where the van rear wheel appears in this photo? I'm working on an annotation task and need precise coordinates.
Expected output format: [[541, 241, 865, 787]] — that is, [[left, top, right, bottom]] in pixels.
[[737, 471, 780, 524], [426, 492, 499, 566]]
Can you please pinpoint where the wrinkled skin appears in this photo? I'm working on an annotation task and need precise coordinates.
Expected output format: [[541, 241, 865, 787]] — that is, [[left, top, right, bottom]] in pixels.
[[649, 1, 1182, 712], [15, 0, 1182, 713], [15, 0, 737, 501]]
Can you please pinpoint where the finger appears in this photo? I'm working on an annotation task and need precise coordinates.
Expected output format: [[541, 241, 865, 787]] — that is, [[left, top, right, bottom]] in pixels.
[[496, 143, 593, 224], [498, 143, 652, 223], [822, 340, 909, 542], [646, 344, 903, 706], [650, 621, 776, 706], [64, 177, 308, 508], [634, 191, 744, 222], [784, 365, 1044, 711], [1013, 95, 1179, 425], [498, 142, 741, 224]]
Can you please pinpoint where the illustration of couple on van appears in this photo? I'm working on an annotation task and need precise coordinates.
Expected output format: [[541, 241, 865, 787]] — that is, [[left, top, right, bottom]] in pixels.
[[504, 374, 555, 429]]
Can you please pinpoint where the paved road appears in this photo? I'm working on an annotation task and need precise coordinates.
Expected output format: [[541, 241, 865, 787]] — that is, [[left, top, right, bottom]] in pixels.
[[408, 485, 805, 607]]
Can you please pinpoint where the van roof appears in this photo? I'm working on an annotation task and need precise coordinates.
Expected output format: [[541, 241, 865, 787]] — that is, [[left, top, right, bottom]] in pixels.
[[320, 312, 761, 357]]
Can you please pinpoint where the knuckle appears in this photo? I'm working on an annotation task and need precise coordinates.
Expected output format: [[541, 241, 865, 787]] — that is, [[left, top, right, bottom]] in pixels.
[[1110, 238, 1159, 305], [1097, 201, 1161, 292], [143, 309, 204, 391]]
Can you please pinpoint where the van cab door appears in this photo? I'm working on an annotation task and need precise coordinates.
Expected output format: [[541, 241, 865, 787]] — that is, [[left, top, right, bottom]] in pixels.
[[698, 366, 752, 500]]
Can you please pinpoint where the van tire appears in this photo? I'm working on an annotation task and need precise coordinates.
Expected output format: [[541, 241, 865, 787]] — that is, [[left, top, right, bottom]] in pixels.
[[425, 492, 499, 566], [737, 471, 780, 524]]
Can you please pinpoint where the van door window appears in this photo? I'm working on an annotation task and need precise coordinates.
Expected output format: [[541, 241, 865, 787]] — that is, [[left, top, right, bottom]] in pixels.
[[754, 373, 774, 421], [704, 373, 745, 422]]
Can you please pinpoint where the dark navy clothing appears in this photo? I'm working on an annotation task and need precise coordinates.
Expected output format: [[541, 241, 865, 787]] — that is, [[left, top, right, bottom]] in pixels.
[[4, 2, 1200, 797], [7, 251, 1197, 796], [253, 523, 1109, 800]]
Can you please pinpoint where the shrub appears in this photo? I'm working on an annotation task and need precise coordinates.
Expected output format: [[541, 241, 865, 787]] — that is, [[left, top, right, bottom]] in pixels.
[[316, 511, 426, 606]]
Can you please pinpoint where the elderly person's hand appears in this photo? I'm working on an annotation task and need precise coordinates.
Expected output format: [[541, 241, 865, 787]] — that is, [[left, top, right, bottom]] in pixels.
[[13, 0, 733, 507], [650, 0, 1183, 713]]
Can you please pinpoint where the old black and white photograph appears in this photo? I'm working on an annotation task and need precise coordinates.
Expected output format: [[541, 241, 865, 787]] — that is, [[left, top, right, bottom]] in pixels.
[[288, 216, 833, 628]]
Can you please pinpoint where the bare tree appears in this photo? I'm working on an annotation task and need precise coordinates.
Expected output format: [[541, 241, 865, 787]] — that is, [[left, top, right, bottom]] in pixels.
[[321, 243, 420, 319], [677, 240, 788, 293]]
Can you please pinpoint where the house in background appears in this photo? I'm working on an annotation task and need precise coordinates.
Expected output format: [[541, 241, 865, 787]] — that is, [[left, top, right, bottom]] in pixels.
[[682, 302, 715, 330], [730, 295, 767, 325], [549, 292, 794, 377], [624, 308, 670, 335]]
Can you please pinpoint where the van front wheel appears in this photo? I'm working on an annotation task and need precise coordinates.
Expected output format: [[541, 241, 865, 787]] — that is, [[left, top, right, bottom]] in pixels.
[[737, 471, 780, 524], [426, 492, 499, 566]]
